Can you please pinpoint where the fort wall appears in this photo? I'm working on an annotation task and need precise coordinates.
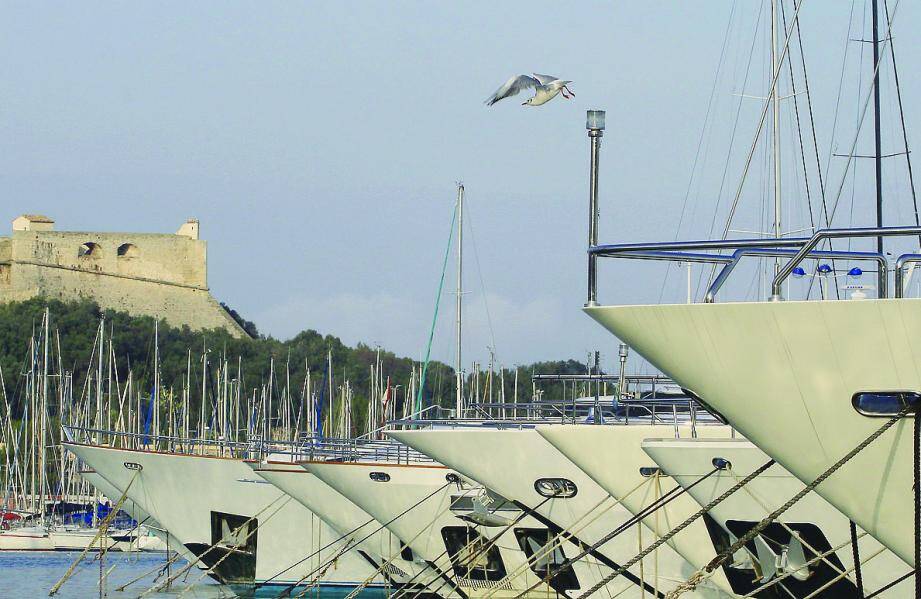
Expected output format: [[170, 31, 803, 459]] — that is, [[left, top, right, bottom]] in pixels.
[[0, 216, 247, 337]]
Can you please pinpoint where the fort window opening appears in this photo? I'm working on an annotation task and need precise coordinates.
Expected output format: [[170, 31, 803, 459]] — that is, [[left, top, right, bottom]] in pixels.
[[117, 243, 138, 258], [78, 242, 101, 258]]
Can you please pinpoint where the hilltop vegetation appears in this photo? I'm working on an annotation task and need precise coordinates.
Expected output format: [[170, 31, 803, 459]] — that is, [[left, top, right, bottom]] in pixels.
[[0, 298, 590, 432]]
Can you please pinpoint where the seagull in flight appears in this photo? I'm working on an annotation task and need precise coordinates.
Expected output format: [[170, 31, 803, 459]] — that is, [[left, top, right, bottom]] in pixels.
[[485, 74, 575, 107]]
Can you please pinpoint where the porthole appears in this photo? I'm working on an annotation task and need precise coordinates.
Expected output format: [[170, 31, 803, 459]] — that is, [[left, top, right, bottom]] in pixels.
[[852, 391, 921, 417], [534, 478, 577, 499], [369, 471, 390, 482], [639, 467, 661, 478]]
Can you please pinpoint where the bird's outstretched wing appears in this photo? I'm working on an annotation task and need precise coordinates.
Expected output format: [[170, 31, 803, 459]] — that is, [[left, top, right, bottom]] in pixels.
[[531, 73, 559, 85], [485, 74, 540, 106]]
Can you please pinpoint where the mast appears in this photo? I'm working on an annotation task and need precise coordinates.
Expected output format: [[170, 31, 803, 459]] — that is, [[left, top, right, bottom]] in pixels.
[[154, 320, 159, 445], [39, 309, 49, 524], [872, 0, 883, 253], [455, 183, 464, 418], [95, 317, 104, 443], [771, 0, 782, 268]]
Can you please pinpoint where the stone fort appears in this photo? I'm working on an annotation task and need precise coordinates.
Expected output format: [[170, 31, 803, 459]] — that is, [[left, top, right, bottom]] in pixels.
[[0, 215, 248, 338]]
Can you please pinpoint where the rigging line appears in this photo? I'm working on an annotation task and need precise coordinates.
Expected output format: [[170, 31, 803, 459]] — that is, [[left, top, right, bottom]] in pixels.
[[658, 0, 738, 303], [784, 0, 842, 301], [882, 0, 920, 247], [822, 0, 859, 204], [415, 201, 458, 415], [462, 198, 498, 360], [708, 0, 808, 293], [694, 1, 765, 301], [826, 0, 903, 224]]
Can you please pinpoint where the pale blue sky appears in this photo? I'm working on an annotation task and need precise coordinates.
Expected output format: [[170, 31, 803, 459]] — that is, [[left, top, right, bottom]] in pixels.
[[3, 2, 920, 369]]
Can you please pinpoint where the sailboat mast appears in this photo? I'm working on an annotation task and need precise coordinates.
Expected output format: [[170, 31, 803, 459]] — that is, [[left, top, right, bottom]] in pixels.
[[39, 308, 49, 524], [95, 318, 104, 442], [872, 0, 883, 253], [455, 183, 464, 418], [771, 0, 782, 258]]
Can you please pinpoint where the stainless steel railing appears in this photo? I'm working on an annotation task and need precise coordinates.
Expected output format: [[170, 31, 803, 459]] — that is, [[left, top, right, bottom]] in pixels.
[[588, 225, 921, 303]]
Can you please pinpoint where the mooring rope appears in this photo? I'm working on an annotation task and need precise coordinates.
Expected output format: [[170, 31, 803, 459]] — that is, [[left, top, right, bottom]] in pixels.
[[490, 479, 651, 599], [571, 459, 775, 599], [513, 465, 722, 599], [49, 469, 141, 596], [663, 409, 908, 599], [138, 491, 290, 597], [275, 480, 454, 597], [341, 489, 467, 599], [173, 495, 293, 599], [396, 493, 562, 599], [740, 529, 867, 597]]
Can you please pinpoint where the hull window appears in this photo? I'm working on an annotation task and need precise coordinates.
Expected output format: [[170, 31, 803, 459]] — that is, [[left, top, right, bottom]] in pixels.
[[201, 511, 257, 584], [369, 471, 391, 482], [514, 528, 579, 591], [441, 526, 506, 581], [852, 391, 921, 417], [724, 519, 857, 598], [534, 478, 577, 498]]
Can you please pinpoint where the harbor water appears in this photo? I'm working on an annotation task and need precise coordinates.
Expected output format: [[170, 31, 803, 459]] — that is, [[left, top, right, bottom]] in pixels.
[[1, 552, 395, 598], [0, 552, 228, 598]]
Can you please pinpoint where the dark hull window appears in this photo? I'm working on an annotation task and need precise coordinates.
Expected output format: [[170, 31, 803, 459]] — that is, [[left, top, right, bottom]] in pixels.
[[514, 528, 579, 592], [202, 511, 258, 584], [852, 391, 921, 417], [441, 526, 506, 581], [723, 520, 857, 598]]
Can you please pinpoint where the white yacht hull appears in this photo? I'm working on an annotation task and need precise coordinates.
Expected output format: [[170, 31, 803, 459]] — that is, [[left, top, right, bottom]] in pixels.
[[586, 299, 920, 565], [388, 428, 729, 598], [64, 442, 384, 592], [536, 423, 736, 596], [79, 470, 179, 555], [249, 459, 436, 589], [642, 437, 912, 597], [305, 459, 582, 598]]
